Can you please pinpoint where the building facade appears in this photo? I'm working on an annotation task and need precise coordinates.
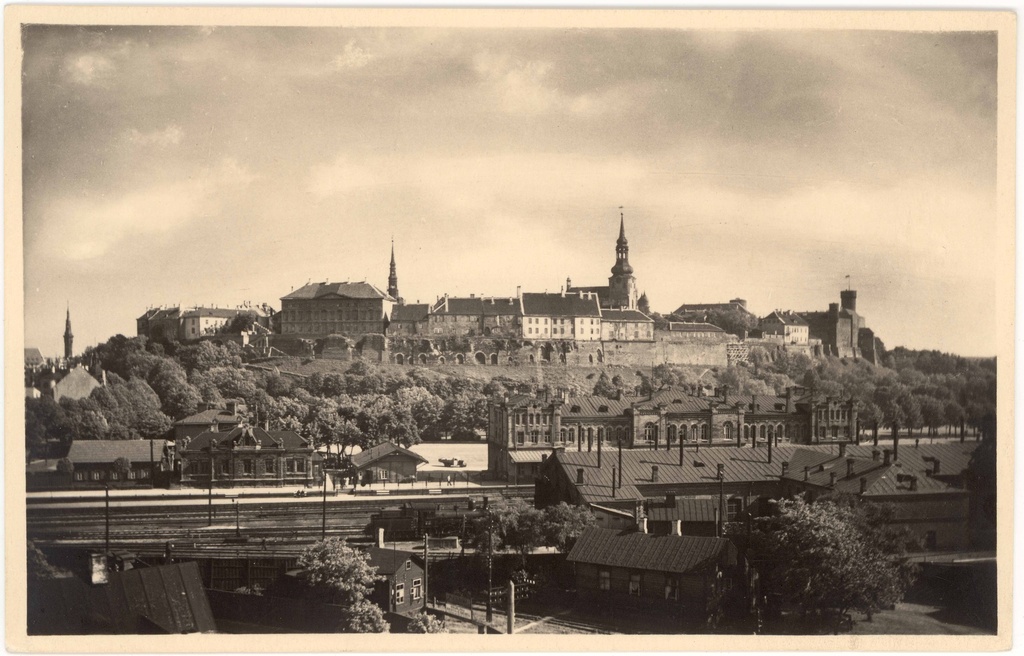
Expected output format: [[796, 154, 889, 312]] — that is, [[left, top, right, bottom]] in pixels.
[[760, 310, 809, 345], [179, 425, 317, 488], [279, 281, 396, 337]]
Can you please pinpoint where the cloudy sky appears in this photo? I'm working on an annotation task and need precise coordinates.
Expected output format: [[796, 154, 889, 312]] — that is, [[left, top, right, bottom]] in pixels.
[[22, 25, 999, 357]]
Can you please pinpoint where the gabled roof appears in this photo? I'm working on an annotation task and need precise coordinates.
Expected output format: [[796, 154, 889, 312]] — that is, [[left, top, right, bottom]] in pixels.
[[521, 292, 602, 318], [351, 442, 429, 469], [561, 395, 635, 418], [430, 296, 523, 317], [361, 547, 421, 575], [138, 307, 181, 322], [674, 301, 753, 316], [282, 281, 394, 302], [25, 348, 44, 365], [183, 426, 310, 452], [174, 408, 242, 426], [762, 310, 808, 327], [392, 303, 431, 322], [567, 527, 734, 574], [602, 309, 653, 322], [67, 440, 160, 464], [567, 285, 609, 302]]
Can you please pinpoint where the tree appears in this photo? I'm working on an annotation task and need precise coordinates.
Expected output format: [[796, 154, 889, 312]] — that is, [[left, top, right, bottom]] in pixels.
[[295, 538, 389, 633], [221, 312, 258, 334], [145, 359, 202, 420], [28, 541, 69, 580], [25, 397, 70, 461], [748, 498, 916, 626], [176, 341, 242, 376], [592, 371, 618, 398], [406, 612, 448, 633], [56, 457, 74, 476], [541, 502, 596, 552]]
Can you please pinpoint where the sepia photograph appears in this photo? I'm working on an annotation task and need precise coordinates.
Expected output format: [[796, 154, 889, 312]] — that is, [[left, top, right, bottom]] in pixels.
[[6, 6, 1014, 651]]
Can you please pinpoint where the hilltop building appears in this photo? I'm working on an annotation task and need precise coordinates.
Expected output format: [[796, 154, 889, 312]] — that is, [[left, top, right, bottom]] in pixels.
[[137, 304, 275, 343], [279, 281, 396, 337], [796, 289, 878, 362], [760, 310, 809, 345], [567, 212, 640, 310]]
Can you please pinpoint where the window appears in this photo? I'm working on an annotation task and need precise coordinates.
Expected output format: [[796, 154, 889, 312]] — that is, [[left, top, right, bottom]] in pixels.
[[243, 459, 254, 475], [111, 471, 120, 481], [599, 570, 611, 591], [286, 459, 296, 474], [727, 498, 743, 521], [516, 432, 525, 445], [395, 583, 405, 605], [665, 577, 680, 600], [128, 469, 137, 480], [140, 469, 149, 479], [412, 578, 422, 600], [297, 459, 306, 473], [91, 471, 102, 481], [531, 431, 539, 444], [266, 458, 275, 473], [406, 560, 412, 570], [74, 472, 84, 481], [629, 573, 642, 596], [221, 459, 230, 474]]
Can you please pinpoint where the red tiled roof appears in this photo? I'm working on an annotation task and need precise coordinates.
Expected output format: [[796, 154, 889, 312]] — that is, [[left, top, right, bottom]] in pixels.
[[282, 281, 394, 301], [567, 527, 734, 574], [351, 441, 429, 469]]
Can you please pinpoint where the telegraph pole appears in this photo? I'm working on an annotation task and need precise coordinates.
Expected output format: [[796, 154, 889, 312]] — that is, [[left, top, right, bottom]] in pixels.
[[208, 449, 214, 526], [717, 464, 725, 538], [322, 469, 328, 540], [486, 513, 494, 623]]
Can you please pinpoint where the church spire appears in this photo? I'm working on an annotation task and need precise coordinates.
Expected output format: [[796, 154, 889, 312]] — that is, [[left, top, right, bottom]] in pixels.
[[611, 208, 633, 276], [63, 303, 74, 360], [387, 239, 401, 303]]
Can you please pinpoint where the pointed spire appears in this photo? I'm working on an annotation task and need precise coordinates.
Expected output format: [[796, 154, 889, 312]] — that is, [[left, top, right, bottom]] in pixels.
[[617, 206, 627, 244], [390, 237, 396, 267]]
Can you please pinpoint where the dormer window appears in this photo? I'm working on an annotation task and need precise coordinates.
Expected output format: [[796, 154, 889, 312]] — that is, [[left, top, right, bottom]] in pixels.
[[598, 405, 609, 413], [571, 405, 581, 413]]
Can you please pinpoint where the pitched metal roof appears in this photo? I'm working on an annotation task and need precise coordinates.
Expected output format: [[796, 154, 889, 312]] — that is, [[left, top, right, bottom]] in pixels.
[[762, 310, 809, 327], [509, 450, 550, 463], [28, 561, 216, 634], [25, 347, 44, 364], [560, 395, 634, 418], [351, 441, 429, 469], [180, 307, 241, 319], [602, 309, 653, 322], [281, 281, 394, 302], [522, 292, 602, 317], [567, 527, 734, 574], [183, 426, 310, 452], [431, 296, 522, 317], [67, 439, 162, 464], [647, 497, 719, 523], [674, 302, 753, 316], [567, 285, 609, 302]]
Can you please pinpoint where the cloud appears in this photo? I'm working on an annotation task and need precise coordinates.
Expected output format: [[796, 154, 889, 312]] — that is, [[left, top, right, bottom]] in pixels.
[[306, 156, 381, 199], [65, 53, 115, 85], [127, 125, 184, 147], [471, 51, 610, 116], [333, 41, 374, 70], [38, 157, 255, 261]]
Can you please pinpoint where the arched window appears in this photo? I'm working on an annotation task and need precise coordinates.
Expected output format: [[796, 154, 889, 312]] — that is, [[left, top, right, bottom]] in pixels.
[[778, 424, 786, 442], [490, 353, 498, 365], [744, 424, 750, 440], [667, 425, 676, 444], [680, 425, 688, 442], [700, 424, 708, 441], [760, 425, 767, 440], [615, 426, 625, 442], [419, 354, 427, 364], [395, 353, 404, 365], [597, 427, 605, 442], [475, 352, 486, 365], [723, 422, 733, 441], [644, 422, 658, 442], [456, 354, 465, 364], [560, 429, 566, 442], [438, 356, 446, 364]]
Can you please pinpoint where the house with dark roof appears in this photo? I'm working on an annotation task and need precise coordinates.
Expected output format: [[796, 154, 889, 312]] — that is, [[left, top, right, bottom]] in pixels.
[[673, 299, 754, 317], [179, 425, 316, 488], [172, 401, 245, 442], [63, 439, 163, 487], [25, 347, 45, 370], [521, 291, 603, 345], [389, 303, 432, 336], [350, 442, 429, 485], [538, 441, 980, 552], [427, 294, 523, 339], [50, 366, 102, 403], [280, 281, 396, 338], [567, 525, 737, 628], [28, 561, 216, 635], [362, 546, 427, 616]]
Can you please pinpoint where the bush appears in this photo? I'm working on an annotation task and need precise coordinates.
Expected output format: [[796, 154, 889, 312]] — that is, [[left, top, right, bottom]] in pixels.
[[406, 612, 448, 633]]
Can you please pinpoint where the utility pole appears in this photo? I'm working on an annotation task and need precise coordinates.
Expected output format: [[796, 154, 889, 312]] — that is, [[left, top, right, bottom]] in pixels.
[[506, 580, 516, 634], [104, 484, 110, 555], [617, 438, 623, 489], [423, 534, 429, 612], [208, 449, 214, 526], [322, 469, 328, 540], [717, 464, 725, 538], [486, 513, 494, 623]]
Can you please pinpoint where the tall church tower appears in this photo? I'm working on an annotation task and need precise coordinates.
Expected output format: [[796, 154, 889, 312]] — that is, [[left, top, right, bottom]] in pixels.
[[63, 304, 74, 359], [387, 240, 401, 303], [608, 211, 638, 310]]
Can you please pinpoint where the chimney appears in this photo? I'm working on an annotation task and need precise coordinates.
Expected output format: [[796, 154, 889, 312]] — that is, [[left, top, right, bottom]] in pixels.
[[803, 466, 809, 481], [638, 517, 648, 534], [838, 443, 846, 457], [721, 385, 729, 406], [671, 519, 682, 536], [883, 449, 892, 465], [781, 461, 789, 477], [516, 286, 522, 298], [932, 459, 941, 476], [576, 468, 584, 484], [377, 527, 386, 548], [860, 477, 868, 494], [651, 465, 659, 482], [872, 449, 880, 461], [846, 458, 855, 478], [829, 472, 837, 487]]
